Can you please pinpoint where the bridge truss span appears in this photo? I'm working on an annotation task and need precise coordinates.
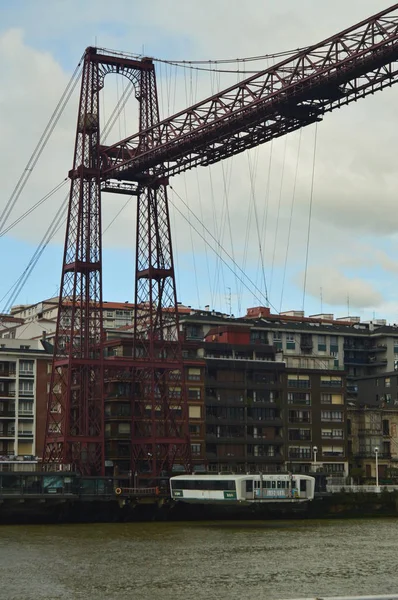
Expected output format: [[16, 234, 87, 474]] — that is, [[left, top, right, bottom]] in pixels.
[[100, 3, 398, 181]]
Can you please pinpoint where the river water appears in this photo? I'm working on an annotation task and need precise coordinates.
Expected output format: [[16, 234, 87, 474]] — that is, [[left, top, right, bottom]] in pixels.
[[0, 518, 397, 600]]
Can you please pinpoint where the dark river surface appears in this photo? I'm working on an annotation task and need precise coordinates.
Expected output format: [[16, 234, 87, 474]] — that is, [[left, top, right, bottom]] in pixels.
[[0, 518, 397, 600]]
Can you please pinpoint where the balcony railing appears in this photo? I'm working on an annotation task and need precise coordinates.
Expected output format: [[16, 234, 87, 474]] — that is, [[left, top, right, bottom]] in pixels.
[[353, 451, 391, 459], [358, 428, 382, 436], [19, 371, 34, 378]]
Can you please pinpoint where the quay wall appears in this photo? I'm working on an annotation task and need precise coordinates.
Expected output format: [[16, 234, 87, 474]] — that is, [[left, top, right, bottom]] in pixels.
[[3, 491, 398, 524]]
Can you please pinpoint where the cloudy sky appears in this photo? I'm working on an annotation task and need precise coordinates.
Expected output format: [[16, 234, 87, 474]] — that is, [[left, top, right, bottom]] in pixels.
[[1, 0, 398, 322]]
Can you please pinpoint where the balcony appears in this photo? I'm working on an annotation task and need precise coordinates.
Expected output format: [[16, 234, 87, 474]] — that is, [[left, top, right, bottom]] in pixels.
[[344, 343, 387, 352], [18, 411, 34, 418], [19, 370, 34, 378], [0, 432, 15, 438], [354, 452, 391, 459], [288, 452, 312, 460], [0, 371, 16, 379], [0, 391, 15, 398], [0, 411, 16, 418], [358, 428, 382, 436], [344, 357, 388, 367], [246, 454, 284, 462], [17, 431, 33, 437]]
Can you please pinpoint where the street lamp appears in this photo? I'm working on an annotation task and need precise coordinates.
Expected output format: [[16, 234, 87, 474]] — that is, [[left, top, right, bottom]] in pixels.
[[374, 447, 380, 493], [313, 445, 318, 472]]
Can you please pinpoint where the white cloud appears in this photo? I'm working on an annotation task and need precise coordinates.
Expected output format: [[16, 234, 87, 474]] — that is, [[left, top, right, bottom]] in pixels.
[[295, 266, 383, 309]]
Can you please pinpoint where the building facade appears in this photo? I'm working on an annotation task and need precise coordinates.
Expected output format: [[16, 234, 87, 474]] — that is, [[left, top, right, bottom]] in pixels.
[[0, 339, 52, 460], [181, 321, 349, 475]]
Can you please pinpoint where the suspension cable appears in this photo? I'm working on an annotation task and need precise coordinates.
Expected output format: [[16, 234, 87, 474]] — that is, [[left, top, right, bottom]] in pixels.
[[0, 55, 83, 233], [280, 129, 302, 312], [0, 179, 68, 239], [169, 185, 280, 314], [302, 123, 318, 311], [2, 202, 68, 313]]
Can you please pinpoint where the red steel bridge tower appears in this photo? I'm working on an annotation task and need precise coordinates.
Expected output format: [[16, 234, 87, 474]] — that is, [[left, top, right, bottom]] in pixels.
[[43, 49, 190, 476], [43, 4, 398, 476]]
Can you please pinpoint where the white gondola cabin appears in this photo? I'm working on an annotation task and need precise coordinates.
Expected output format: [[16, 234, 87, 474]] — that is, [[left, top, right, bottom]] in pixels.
[[170, 473, 315, 505]]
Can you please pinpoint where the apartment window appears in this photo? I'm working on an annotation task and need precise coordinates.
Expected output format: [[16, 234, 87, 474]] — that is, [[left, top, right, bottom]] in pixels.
[[191, 443, 201, 456], [332, 429, 344, 438], [322, 429, 344, 439], [288, 428, 311, 441], [323, 463, 345, 473], [187, 368, 201, 381], [20, 381, 34, 396], [169, 370, 181, 380], [322, 445, 344, 457], [19, 360, 34, 375], [47, 363, 52, 374], [251, 330, 269, 344], [19, 401, 33, 415], [118, 423, 130, 435], [321, 410, 343, 422], [273, 332, 282, 349], [189, 424, 201, 437], [288, 375, 310, 389], [286, 333, 295, 350], [385, 377, 391, 388], [288, 446, 311, 459], [318, 335, 327, 351], [169, 387, 181, 399], [320, 376, 342, 387], [383, 419, 390, 435], [287, 392, 311, 406], [330, 335, 338, 350], [320, 393, 343, 405], [19, 345, 30, 350], [18, 424, 33, 436], [288, 410, 311, 424], [186, 326, 203, 340], [189, 406, 201, 419], [106, 311, 114, 317], [188, 388, 201, 400]]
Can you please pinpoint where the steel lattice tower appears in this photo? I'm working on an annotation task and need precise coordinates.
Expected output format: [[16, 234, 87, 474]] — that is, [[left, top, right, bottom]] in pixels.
[[43, 48, 191, 476]]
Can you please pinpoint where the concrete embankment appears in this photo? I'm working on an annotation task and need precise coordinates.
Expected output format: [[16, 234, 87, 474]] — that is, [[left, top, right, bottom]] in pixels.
[[3, 491, 398, 524]]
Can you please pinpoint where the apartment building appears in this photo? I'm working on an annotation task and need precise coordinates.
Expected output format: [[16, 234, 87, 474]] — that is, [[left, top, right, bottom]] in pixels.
[[348, 404, 398, 480], [0, 338, 52, 459], [180, 320, 349, 475], [284, 369, 347, 475], [202, 326, 285, 474], [1, 297, 135, 342], [102, 335, 206, 475]]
